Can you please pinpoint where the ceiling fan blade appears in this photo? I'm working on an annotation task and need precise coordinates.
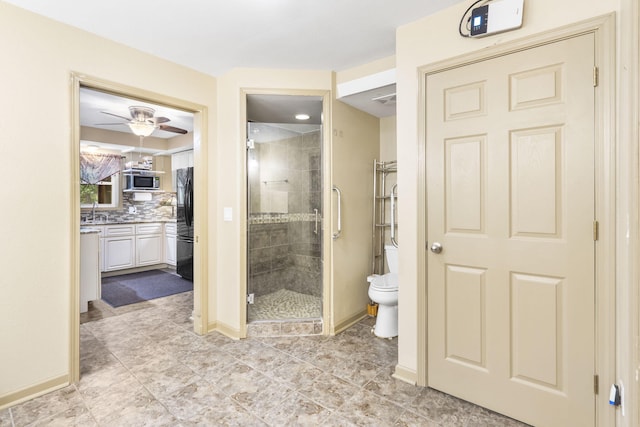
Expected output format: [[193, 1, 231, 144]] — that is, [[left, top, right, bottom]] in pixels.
[[153, 116, 171, 124], [94, 122, 127, 126], [100, 111, 131, 121], [158, 124, 188, 134]]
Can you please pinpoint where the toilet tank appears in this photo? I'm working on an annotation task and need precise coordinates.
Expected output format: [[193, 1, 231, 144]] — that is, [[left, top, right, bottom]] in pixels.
[[384, 245, 398, 274]]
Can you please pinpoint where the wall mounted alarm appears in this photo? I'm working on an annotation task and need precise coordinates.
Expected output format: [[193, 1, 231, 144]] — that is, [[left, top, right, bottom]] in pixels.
[[470, 0, 524, 37]]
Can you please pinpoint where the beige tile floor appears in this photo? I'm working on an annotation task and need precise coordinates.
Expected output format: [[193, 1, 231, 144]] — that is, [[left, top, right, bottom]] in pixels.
[[1, 291, 529, 426]]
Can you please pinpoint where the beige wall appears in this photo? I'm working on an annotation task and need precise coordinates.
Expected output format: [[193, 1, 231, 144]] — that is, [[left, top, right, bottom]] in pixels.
[[330, 88, 380, 331], [395, 0, 627, 411], [379, 116, 397, 162], [0, 2, 217, 404], [214, 69, 332, 336]]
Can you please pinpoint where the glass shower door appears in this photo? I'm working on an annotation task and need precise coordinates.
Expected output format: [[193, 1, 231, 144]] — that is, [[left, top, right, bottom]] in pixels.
[[246, 120, 323, 322]]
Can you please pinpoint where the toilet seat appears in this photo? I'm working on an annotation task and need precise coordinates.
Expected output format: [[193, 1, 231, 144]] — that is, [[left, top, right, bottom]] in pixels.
[[367, 273, 398, 292]]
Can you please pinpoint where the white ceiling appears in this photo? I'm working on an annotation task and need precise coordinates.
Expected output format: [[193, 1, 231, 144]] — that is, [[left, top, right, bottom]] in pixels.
[[9, 0, 465, 119], [4, 0, 464, 76]]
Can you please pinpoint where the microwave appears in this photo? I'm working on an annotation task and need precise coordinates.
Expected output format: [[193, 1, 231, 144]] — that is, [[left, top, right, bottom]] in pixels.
[[125, 174, 160, 190]]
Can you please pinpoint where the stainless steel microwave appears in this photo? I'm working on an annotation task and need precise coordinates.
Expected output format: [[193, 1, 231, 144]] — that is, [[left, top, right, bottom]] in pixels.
[[125, 174, 160, 190]]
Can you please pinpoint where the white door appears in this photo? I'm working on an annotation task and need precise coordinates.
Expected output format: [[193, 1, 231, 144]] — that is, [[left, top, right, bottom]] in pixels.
[[426, 34, 596, 427]]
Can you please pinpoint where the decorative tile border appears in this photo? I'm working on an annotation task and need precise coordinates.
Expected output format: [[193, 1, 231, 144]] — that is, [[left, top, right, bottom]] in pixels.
[[249, 212, 318, 224]]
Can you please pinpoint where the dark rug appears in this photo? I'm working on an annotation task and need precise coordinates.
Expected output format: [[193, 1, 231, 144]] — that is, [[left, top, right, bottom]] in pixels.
[[101, 270, 193, 308]]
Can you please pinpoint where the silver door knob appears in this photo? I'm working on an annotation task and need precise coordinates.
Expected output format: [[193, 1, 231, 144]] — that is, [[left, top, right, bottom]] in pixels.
[[430, 242, 443, 254]]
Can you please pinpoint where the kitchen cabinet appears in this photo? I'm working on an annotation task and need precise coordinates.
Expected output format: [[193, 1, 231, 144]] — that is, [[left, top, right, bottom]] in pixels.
[[164, 223, 177, 266], [103, 224, 136, 271], [170, 150, 194, 192], [104, 236, 135, 271], [100, 223, 172, 272], [135, 223, 163, 266], [153, 155, 173, 193], [80, 230, 101, 313]]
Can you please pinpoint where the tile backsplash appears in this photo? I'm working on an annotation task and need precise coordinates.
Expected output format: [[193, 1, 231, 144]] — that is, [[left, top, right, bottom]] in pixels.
[[82, 192, 176, 222]]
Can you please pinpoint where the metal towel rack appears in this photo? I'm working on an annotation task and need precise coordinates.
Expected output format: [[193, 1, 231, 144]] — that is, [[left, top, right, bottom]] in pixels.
[[372, 160, 397, 274]]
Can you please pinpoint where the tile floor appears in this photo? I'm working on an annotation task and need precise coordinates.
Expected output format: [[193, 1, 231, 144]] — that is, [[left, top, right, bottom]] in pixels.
[[1, 291, 529, 426]]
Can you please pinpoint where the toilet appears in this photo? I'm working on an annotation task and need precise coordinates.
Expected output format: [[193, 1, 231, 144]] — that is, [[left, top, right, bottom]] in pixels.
[[367, 245, 399, 338]]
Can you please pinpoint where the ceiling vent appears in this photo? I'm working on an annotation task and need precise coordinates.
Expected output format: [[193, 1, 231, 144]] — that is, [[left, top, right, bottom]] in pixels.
[[372, 93, 396, 106]]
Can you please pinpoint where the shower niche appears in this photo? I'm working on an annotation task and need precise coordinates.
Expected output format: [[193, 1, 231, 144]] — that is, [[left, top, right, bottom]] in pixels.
[[246, 94, 324, 327]]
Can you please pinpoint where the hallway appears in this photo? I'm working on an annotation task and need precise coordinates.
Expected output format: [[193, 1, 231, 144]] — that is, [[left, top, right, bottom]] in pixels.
[[1, 292, 526, 426]]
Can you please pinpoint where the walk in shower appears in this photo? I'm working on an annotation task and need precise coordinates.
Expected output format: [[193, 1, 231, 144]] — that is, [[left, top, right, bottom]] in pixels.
[[246, 94, 324, 324]]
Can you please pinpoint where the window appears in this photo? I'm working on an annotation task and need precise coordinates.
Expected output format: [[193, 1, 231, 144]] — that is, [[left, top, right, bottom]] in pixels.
[[81, 173, 120, 209]]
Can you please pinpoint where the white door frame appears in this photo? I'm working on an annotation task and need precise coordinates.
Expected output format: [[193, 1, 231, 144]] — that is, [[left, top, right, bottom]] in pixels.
[[69, 73, 210, 382], [416, 14, 617, 427]]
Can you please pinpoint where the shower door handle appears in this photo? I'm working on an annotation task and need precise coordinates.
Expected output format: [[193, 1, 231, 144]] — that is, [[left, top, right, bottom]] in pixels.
[[390, 184, 398, 247], [332, 185, 342, 240], [314, 209, 319, 235]]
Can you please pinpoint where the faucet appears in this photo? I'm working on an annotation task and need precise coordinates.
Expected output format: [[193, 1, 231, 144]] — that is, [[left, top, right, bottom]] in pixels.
[[92, 201, 97, 222]]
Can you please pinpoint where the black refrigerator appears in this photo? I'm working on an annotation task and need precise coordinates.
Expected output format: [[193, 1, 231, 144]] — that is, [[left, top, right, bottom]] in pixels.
[[176, 167, 194, 281]]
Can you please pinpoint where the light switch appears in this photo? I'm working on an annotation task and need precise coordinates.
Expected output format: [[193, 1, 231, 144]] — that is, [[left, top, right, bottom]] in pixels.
[[224, 207, 232, 222]]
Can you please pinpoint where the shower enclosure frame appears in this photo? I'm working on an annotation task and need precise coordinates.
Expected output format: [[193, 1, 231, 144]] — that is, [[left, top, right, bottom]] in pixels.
[[240, 89, 332, 335]]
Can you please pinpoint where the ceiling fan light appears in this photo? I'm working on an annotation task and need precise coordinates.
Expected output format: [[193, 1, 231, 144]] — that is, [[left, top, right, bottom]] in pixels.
[[128, 122, 155, 137], [295, 113, 310, 121]]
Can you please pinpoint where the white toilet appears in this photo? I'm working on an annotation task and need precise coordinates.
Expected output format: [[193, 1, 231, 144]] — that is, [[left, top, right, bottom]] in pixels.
[[367, 245, 399, 338]]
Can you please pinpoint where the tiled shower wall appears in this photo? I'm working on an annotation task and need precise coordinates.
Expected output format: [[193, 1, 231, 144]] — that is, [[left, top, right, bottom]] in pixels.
[[248, 129, 322, 300], [249, 214, 321, 298]]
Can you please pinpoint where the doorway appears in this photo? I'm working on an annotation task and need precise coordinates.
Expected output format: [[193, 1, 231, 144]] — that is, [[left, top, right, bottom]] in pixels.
[[70, 74, 208, 382], [245, 94, 324, 326]]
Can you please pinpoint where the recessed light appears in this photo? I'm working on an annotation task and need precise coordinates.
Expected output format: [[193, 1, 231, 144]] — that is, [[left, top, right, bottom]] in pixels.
[[295, 113, 310, 121]]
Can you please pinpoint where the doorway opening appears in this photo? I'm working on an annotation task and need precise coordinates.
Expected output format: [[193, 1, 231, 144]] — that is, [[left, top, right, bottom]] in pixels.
[[245, 94, 324, 330], [70, 74, 208, 382]]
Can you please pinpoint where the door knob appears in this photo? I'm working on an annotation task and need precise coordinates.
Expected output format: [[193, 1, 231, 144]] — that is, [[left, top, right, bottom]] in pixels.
[[430, 242, 443, 254]]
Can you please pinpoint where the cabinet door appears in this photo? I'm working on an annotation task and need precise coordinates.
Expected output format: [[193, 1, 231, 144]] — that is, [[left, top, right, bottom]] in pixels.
[[104, 236, 135, 271], [165, 234, 177, 265], [136, 234, 163, 266]]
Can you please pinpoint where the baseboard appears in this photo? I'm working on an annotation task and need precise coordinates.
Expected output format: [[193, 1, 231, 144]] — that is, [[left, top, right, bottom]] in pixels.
[[0, 375, 68, 410], [101, 264, 170, 278], [333, 309, 368, 335], [211, 321, 241, 340], [392, 365, 418, 385]]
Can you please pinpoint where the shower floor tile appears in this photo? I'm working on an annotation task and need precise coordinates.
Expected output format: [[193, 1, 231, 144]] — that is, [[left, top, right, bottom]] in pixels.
[[248, 289, 321, 322]]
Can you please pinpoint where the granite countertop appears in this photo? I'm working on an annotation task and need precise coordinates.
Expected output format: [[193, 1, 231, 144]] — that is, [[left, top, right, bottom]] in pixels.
[[80, 228, 101, 234], [80, 219, 177, 226]]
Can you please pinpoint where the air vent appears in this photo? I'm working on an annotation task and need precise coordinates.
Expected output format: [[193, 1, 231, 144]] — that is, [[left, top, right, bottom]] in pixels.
[[371, 93, 397, 105]]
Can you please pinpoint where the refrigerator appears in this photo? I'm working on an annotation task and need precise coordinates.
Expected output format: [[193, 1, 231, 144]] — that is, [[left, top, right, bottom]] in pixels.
[[176, 167, 194, 281]]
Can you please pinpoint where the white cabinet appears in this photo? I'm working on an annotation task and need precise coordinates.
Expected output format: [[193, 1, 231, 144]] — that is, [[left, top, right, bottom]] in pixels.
[[135, 223, 163, 266], [80, 230, 101, 313], [171, 150, 194, 192], [100, 222, 172, 272], [164, 223, 177, 266], [103, 224, 136, 271], [104, 236, 135, 271]]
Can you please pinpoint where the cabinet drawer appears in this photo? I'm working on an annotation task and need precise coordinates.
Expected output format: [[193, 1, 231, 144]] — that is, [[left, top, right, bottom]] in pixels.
[[104, 225, 135, 236], [136, 223, 163, 235], [165, 223, 177, 235]]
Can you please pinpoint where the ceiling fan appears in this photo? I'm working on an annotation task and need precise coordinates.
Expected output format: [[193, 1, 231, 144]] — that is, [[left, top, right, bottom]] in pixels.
[[97, 106, 188, 136]]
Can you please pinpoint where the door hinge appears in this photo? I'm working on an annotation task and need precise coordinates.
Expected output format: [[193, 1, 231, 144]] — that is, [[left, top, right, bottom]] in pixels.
[[593, 220, 599, 241], [247, 293, 255, 304], [593, 66, 599, 87], [594, 374, 599, 395], [246, 139, 255, 149]]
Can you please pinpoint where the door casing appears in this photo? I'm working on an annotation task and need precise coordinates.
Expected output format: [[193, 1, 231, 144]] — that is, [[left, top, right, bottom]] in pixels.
[[415, 14, 616, 427], [69, 73, 210, 382]]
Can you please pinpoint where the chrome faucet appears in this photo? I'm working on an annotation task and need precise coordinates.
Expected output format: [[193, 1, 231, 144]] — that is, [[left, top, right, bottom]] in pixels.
[[92, 201, 97, 222]]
